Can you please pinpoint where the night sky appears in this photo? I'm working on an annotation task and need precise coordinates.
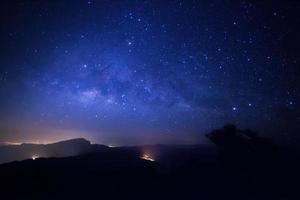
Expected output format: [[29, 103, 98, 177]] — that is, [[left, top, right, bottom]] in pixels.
[[0, 1, 299, 146]]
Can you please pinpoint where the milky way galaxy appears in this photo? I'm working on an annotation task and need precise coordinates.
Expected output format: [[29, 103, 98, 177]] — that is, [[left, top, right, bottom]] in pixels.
[[0, 1, 299, 145]]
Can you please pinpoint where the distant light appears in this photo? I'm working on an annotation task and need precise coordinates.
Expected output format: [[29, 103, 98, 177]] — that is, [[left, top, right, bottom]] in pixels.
[[32, 155, 38, 160], [232, 107, 237, 111], [140, 154, 155, 162], [4, 142, 22, 145]]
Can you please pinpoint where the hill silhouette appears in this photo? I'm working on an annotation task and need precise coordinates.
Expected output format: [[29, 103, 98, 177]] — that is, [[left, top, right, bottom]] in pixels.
[[0, 126, 300, 200], [0, 138, 108, 164]]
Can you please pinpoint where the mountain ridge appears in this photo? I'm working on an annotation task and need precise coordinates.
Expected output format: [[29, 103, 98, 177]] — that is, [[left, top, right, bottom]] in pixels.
[[0, 138, 108, 164]]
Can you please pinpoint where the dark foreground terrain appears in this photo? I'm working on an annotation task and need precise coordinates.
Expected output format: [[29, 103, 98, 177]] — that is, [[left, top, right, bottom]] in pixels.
[[1, 125, 300, 200], [0, 146, 299, 200]]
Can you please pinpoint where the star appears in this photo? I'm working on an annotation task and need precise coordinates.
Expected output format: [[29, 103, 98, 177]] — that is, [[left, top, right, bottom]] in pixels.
[[0, 0, 298, 146]]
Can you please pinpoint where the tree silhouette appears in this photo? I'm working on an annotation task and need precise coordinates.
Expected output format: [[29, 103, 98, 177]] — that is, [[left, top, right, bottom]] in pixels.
[[206, 124, 277, 164]]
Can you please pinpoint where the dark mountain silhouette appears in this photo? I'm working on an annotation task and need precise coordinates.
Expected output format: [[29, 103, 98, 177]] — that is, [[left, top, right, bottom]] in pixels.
[[0, 126, 300, 200], [0, 138, 108, 164]]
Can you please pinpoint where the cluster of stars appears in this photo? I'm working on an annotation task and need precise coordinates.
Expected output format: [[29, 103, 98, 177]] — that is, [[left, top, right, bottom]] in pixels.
[[0, 0, 299, 145]]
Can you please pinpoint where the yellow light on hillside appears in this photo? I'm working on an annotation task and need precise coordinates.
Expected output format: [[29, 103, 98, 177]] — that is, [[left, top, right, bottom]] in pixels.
[[32, 155, 38, 160], [140, 154, 155, 162]]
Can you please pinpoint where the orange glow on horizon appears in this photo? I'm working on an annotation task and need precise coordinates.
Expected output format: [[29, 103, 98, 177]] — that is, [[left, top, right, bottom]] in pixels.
[[3, 142, 22, 146], [140, 154, 155, 162]]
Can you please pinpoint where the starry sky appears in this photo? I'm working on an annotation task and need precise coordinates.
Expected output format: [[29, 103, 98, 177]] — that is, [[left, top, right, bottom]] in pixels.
[[0, 0, 299, 146]]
